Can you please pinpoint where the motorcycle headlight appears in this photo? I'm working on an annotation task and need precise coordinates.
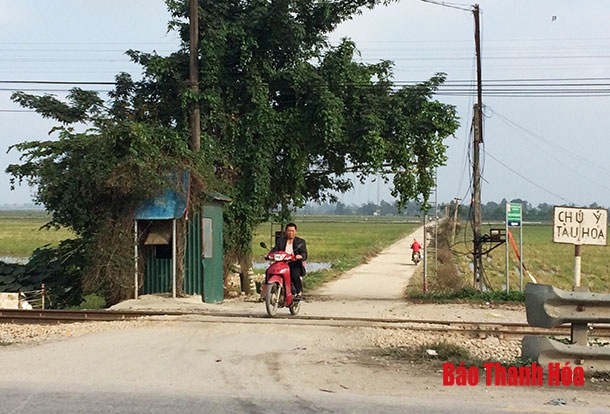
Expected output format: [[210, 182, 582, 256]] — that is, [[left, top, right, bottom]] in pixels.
[[274, 253, 284, 261]]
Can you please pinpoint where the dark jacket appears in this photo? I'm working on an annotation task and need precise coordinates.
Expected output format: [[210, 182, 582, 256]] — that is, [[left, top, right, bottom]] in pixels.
[[272, 236, 308, 276]]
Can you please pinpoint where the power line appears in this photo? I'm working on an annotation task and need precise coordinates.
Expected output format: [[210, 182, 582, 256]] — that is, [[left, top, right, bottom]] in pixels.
[[491, 109, 610, 177], [0, 80, 115, 85], [419, 0, 472, 12], [483, 150, 573, 205], [2, 78, 610, 97]]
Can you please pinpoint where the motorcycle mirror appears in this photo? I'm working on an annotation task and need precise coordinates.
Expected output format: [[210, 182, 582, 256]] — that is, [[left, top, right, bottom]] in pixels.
[[260, 242, 268, 249]]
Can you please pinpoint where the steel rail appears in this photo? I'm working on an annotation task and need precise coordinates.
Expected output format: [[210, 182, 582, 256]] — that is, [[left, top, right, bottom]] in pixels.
[[2, 308, 610, 340], [0, 309, 182, 324]]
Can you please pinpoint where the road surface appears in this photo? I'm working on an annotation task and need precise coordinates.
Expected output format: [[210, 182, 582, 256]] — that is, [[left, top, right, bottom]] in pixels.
[[1, 228, 609, 412]]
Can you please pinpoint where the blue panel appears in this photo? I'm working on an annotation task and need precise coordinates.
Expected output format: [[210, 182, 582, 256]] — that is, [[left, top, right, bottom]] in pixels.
[[135, 172, 189, 220]]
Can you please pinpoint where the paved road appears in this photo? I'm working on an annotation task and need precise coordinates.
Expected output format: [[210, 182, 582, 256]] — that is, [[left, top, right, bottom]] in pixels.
[[2, 321, 608, 414], [312, 226, 425, 300]]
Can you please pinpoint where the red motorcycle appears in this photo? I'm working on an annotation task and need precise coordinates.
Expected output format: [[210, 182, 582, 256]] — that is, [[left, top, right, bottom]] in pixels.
[[259, 242, 301, 317]]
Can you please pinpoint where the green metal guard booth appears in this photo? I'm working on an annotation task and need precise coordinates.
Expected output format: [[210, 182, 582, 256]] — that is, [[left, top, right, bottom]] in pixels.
[[134, 174, 230, 303]]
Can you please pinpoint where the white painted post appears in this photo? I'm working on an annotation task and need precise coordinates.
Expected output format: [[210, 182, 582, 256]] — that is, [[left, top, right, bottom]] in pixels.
[[172, 219, 177, 298], [574, 244, 581, 288], [505, 210, 509, 293], [134, 220, 139, 300]]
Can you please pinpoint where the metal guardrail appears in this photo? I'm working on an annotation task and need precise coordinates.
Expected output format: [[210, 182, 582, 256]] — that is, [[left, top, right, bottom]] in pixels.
[[523, 336, 610, 373], [525, 283, 610, 327], [522, 283, 610, 373]]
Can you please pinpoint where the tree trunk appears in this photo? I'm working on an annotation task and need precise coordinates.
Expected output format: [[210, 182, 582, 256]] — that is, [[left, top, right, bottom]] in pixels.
[[239, 252, 253, 295], [175, 216, 187, 297]]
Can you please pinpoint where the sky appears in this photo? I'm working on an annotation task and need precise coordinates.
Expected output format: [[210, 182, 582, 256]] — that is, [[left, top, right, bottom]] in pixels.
[[1, 1, 610, 210]]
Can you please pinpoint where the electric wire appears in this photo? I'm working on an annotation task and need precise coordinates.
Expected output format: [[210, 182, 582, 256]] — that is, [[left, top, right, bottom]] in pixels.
[[419, 0, 472, 12], [484, 109, 610, 202], [491, 109, 610, 177], [2, 78, 610, 98], [483, 150, 573, 205]]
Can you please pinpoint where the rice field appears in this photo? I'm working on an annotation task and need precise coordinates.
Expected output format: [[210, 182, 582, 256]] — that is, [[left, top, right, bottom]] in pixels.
[[0, 211, 74, 258]]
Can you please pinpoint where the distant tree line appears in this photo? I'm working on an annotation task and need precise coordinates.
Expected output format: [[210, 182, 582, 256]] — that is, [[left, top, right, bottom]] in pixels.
[[297, 200, 426, 217], [454, 199, 606, 222], [297, 198, 607, 221]]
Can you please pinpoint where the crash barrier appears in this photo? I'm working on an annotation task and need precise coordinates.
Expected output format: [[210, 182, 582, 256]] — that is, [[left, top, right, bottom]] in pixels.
[[0, 285, 45, 310], [522, 283, 610, 373]]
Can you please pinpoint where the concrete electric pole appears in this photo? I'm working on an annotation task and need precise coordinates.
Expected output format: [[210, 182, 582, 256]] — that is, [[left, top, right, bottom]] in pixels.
[[189, 0, 201, 153], [472, 4, 484, 289]]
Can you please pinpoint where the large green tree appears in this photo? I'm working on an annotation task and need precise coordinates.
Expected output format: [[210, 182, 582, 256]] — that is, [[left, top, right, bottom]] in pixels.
[[7, 87, 197, 304], [7, 0, 459, 301], [134, 0, 459, 280]]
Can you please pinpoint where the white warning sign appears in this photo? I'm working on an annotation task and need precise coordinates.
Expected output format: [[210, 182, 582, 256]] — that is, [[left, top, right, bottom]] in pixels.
[[553, 206, 607, 246]]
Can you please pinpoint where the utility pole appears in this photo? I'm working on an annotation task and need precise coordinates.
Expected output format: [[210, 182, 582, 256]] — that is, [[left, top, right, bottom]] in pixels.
[[452, 197, 460, 245], [472, 4, 484, 289], [189, 0, 202, 301], [189, 0, 201, 153]]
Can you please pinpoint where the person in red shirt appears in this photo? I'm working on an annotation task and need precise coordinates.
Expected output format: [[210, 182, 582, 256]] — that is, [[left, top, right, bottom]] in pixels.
[[410, 238, 421, 263]]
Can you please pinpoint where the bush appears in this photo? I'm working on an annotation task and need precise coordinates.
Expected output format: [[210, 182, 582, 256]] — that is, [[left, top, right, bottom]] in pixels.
[[70, 294, 106, 310], [0, 239, 85, 309]]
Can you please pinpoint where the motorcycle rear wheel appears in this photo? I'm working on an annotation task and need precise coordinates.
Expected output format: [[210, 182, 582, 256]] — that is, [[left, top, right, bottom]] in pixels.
[[412, 252, 421, 264], [265, 282, 281, 317]]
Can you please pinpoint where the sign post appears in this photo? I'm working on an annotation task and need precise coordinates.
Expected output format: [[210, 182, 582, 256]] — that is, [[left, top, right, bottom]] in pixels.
[[505, 203, 522, 291], [553, 206, 608, 345]]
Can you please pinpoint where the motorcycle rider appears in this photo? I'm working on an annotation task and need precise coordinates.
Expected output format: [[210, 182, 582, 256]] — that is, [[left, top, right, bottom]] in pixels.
[[271, 222, 307, 300], [410, 238, 421, 263]]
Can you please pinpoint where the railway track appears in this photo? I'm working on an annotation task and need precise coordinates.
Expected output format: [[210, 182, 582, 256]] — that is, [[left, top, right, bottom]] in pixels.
[[2, 308, 610, 340], [0, 308, 182, 323]]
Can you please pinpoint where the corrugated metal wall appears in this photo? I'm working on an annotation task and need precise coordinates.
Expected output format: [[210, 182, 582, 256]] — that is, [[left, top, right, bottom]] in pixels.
[[184, 212, 203, 295], [142, 246, 172, 294]]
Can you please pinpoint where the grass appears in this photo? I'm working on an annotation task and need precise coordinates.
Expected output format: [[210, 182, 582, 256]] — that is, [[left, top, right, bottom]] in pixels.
[[5, 212, 609, 295], [1, 212, 421, 292], [455, 223, 610, 292], [0, 212, 74, 258], [407, 220, 610, 300], [254, 219, 421, 291], [409, 287, 525, 303], [381, 341, 483, 368]]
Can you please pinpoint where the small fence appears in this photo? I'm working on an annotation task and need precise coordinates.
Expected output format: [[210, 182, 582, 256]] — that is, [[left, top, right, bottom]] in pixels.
[[19, 284, 46, 309]]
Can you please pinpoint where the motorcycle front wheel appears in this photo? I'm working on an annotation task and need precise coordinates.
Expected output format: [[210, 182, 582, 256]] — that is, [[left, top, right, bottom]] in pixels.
[[265, 282, 281, 317], [289, 298, 301, 316]]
